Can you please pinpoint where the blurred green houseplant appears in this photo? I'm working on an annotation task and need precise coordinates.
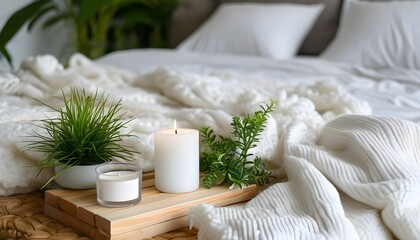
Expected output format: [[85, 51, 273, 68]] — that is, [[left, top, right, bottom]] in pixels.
[[0, 0, 178, 67]]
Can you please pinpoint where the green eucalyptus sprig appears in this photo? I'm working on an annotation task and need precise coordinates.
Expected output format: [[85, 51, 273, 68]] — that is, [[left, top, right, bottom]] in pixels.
[[26, 87, 137, 188], [200, 100, 277, 189]]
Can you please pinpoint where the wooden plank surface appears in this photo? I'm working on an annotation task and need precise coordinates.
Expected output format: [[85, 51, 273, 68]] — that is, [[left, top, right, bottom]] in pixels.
[[45, 171, 257, 239], [97, 185, 257, 235], [89, 216, 190, 240], [44, 204, 107, 240]]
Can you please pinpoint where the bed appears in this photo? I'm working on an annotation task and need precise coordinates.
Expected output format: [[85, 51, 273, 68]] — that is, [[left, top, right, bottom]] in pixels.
[[1, 0, 420, 239]]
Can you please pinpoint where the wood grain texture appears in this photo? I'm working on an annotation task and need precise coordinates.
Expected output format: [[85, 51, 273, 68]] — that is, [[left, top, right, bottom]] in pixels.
[[44, 171, 257, 239]]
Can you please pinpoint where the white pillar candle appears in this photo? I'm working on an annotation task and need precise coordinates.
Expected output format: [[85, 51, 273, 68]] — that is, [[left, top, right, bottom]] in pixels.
[[99, 171, 139, 202], [154, 121, 199, 193]]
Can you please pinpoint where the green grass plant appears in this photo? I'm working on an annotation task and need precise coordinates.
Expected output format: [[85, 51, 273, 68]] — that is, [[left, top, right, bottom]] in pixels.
[[27, 87, 137, 188]]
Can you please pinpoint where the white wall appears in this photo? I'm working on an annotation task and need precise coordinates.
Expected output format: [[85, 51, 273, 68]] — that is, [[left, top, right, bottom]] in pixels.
[[0, 0, 72, 70]]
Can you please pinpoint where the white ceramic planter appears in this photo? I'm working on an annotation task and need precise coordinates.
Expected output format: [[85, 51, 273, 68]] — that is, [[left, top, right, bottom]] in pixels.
[[54, 164, 100, 189]]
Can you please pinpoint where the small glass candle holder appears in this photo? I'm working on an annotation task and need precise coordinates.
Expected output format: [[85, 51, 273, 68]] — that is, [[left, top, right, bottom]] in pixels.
[[96, 163, 142, 208]]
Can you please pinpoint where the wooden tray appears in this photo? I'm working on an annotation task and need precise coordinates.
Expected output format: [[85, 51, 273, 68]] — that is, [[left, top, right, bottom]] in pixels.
[[44, 172, 257, 239]]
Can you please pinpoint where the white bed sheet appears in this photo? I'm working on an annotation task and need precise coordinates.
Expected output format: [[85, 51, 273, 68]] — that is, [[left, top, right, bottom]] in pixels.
[[97, 49, 420, 123]]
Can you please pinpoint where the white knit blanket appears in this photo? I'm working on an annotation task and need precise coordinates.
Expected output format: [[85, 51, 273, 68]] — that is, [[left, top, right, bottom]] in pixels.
[[0, 54, 371, 196], [189, 115, 420, 239], [5, 54, 417, 239]]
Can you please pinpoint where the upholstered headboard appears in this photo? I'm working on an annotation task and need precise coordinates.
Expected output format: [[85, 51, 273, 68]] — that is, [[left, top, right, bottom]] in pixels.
[[169, 0, 344, 55]]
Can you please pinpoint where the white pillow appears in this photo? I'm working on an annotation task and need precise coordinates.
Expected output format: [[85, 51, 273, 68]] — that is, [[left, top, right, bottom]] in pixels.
[[322, 1, 420, 69], [176, 3, 324, 59]]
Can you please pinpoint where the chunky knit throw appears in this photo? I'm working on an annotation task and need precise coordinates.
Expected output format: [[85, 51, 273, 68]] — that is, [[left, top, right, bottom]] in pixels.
[[189, 115, 420, 240]]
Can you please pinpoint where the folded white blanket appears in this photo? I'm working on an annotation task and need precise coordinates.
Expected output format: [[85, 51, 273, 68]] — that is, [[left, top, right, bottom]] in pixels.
[[189, 115, 420, 239]]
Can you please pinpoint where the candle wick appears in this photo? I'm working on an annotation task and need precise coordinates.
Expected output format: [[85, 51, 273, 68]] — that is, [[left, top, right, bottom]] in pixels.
[[175, 129, 178, 134]]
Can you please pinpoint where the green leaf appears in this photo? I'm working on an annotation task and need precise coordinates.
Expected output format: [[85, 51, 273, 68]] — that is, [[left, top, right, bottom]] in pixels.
[[199, 100, 278, 189], [116, 7, 158, 27], [27, 5, 58, 31], [0, 0, 52, 65], [75, 0, 109, 26], [0, 46, 12, 68], [0, 0, 51, 45], [42, 12, 71, 29]]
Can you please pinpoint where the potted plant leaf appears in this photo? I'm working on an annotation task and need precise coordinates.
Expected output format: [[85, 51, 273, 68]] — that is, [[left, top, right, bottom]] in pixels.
[[0, 0, 179, 67], [27, 87, 137, 189]]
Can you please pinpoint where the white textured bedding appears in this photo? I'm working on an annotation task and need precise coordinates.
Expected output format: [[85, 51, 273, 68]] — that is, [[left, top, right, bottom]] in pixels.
[[1, 49, 419, 239], [98, 49, 420, 122]]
